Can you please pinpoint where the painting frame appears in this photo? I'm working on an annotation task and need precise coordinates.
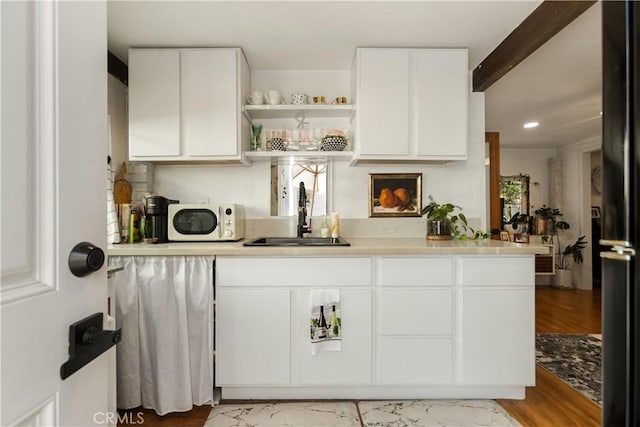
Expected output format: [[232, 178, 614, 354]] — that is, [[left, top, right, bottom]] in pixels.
[[369, 173, 422, 218], [513, 233, 530, 243], [591, 206, 601, 218], [500, 231, 511, 242]]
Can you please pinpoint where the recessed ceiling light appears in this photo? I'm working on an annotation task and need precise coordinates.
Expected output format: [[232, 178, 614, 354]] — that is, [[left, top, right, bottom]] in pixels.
[[523, 121, 539, 129]]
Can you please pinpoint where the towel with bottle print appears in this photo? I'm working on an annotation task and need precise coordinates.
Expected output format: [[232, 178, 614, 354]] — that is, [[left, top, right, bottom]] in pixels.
[[310, 289, 341, 355]]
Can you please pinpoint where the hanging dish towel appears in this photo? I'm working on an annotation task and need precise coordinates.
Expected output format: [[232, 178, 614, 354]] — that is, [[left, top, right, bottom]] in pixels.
[[310, 289, 341, 355]]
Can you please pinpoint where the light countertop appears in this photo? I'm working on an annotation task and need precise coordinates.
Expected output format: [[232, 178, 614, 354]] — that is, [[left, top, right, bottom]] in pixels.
[[108, 238, 549, 256]]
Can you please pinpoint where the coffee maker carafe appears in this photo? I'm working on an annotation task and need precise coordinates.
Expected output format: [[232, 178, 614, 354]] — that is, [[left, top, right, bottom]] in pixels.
[[145, 196, 178, 243]]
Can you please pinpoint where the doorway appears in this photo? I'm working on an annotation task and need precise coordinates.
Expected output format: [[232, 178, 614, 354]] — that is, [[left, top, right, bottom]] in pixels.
[[588, 149, 602, 288]]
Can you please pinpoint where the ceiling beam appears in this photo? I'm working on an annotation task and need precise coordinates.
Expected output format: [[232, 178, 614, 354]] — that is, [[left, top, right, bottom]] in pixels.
[[108, 51, 128, 86], [473, 0, 596, 92]]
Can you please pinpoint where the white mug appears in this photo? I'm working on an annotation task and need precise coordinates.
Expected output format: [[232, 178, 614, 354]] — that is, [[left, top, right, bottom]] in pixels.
[[265, 90, 282, 105], [291, 92, 308, 105], [246, 91, 264, 105]]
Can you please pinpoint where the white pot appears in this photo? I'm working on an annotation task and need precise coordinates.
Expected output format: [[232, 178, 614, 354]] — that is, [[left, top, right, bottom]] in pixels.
[[552, 268, 573, 289]]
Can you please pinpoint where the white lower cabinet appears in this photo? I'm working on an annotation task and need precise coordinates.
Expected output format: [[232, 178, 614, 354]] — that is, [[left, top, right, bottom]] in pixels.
[[216, 289, 291, 385], [216, 256, 372, 389], [296, 289, 372, 385], [457, 256, 535, 386], [215, 254, 535, 398]]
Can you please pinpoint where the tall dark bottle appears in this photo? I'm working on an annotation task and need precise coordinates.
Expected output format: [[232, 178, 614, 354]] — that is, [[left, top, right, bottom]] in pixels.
[[318, 305, 327, 338]]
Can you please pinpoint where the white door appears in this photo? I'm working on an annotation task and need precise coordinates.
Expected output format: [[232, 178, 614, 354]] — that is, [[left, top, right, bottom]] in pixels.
[[1, 2, 113, 426]]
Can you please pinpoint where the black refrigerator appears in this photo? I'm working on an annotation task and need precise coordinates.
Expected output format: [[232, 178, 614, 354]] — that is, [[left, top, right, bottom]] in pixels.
[[601, 1, 639, 425]]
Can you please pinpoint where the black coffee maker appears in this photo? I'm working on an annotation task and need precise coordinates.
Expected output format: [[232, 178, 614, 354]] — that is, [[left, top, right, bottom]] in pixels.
[[145, 196, 178, 243]]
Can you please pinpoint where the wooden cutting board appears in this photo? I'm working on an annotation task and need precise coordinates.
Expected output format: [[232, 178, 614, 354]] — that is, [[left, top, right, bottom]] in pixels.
[[113, 161, 132, 204]]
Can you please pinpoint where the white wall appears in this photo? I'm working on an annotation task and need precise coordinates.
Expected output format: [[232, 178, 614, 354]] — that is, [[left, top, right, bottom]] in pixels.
[[154, 84, 487, 229], [251, 70, 351, 105], [557, 136, 601, 289], [500, 148, 556, 213]]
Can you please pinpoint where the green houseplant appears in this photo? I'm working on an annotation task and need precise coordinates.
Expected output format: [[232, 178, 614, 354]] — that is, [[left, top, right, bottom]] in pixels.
[[534, 205, 587, 288], [421, 196, 488, 240], [534, 205, 569, 243], [553, 235, 588, 289], [558, 235, 588, 269], [507, 212, 530, 233]]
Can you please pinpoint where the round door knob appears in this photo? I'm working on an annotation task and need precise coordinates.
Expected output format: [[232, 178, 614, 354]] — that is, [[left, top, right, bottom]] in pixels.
[[68, 242, 105, 277]]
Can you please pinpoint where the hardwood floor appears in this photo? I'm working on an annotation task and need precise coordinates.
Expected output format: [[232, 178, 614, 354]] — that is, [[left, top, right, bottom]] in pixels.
[[119, 286, 603, 426], [535, 286, 602, 334], [118, 406, 211, 426], [497, 286, 602, 426]]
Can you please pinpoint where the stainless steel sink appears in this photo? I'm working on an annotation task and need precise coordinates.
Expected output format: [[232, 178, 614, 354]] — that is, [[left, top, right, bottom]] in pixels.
[[243, 237, 351, 247]]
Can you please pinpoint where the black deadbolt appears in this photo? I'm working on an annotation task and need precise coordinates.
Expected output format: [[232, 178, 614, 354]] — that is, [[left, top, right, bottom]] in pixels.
[[68, 242, 105, 277]]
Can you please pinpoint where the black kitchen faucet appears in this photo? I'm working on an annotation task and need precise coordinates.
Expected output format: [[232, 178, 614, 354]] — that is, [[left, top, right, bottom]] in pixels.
[[297, 182, 312, 238]]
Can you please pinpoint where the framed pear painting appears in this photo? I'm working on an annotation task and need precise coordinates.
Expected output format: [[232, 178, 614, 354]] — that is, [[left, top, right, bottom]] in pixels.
[[369, 173, 422, 217]]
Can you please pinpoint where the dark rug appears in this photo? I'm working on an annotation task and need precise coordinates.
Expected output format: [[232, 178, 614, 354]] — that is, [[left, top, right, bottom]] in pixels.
[[535, 333, 602, 406]]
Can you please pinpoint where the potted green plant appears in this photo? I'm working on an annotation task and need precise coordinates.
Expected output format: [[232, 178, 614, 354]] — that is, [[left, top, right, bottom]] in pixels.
[[507, 212, 530, 233], [534, 205, 569, 243], [553, 236, 588, 289], [421, 196, 488, 240]]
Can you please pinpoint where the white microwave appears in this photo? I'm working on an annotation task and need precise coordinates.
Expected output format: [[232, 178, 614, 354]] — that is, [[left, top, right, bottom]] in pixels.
[[168, 204, 245, 242]]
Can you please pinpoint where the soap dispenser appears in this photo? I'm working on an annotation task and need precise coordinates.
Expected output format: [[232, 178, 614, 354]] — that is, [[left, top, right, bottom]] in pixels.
[[320, 216, 329, 238]]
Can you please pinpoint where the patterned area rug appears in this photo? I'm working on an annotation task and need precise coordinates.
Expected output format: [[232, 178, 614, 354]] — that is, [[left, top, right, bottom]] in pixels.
[[536, 333, 602, 406], [205, 400, 521, 426]]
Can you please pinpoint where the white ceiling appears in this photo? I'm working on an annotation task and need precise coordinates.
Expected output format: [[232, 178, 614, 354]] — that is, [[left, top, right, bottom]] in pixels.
[[108, 0, 601, 149], [485, 1, 602, 148]]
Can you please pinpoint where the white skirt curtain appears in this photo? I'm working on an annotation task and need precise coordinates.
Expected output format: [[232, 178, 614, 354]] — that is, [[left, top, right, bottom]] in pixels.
[[112, 256, 214, 415]]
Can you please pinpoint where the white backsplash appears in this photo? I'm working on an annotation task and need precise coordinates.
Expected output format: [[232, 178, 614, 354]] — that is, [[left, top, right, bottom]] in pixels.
[[245, 216, 481, 239]]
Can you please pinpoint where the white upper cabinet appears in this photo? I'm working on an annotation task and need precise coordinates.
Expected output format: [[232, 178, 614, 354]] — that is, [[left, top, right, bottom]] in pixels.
[[353, 48, 468, 163], [129, 48, 250, 163]]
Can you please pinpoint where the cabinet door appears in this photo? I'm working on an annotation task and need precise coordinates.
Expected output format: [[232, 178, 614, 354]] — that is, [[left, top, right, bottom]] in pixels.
[[296, 289, 372, 385], [216, 289, 290, 385], [357, 49, 409, 156], [460, 288, 535, 385], [413, 49, 468, 158], [181, 49, 238, 157], [379, 338, 453, 384], [129, 49, 181, 157]]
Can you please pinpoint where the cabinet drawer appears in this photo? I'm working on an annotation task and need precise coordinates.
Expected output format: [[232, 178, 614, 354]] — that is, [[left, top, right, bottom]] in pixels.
[[457, 256, 534, 287], [379, 289, 452, 336], [217, 257, 372, 286], [379, 338, 453, 384], [378, 256, 453, 286]]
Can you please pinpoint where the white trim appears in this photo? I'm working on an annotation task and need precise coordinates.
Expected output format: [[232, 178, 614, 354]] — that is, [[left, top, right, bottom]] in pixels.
[[220, 385, 525, 400], [8, 394, 57, 427], [1, 1, 57, 304]]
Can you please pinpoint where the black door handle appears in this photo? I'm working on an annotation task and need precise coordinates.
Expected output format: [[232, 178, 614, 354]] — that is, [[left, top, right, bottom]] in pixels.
[[68, 242, 105, 277], [60, 312, 121, 380]]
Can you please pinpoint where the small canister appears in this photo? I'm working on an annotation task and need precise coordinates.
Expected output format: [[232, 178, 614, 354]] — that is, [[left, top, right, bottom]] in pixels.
[[128, 208, 140, 243]]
